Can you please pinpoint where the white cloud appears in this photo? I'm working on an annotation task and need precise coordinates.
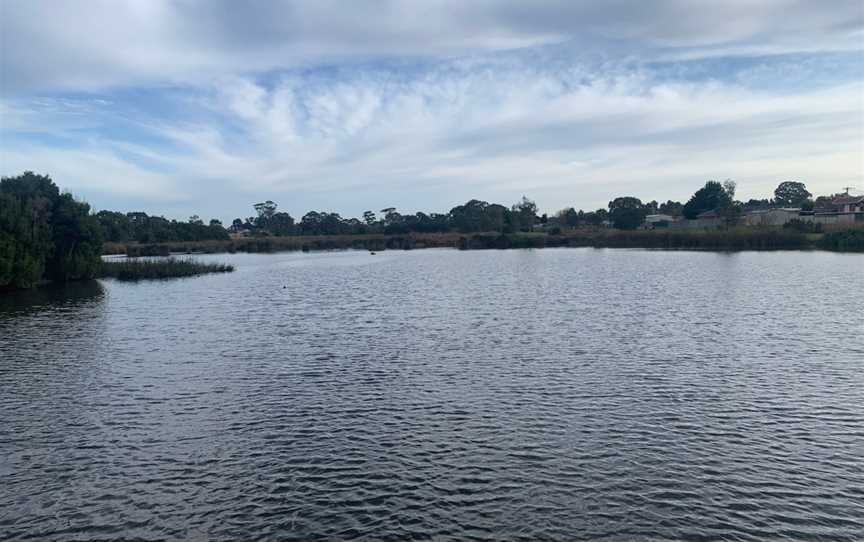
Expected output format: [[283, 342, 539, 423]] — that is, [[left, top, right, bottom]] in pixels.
[[1, 2, 862, 219], [10, 62, 851, 217], [1, 143, 186, 202], [2, 0, 862, 92]]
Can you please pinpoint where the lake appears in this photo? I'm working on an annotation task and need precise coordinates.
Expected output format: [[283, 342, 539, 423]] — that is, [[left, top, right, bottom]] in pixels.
[[2, 248, 863, 540]]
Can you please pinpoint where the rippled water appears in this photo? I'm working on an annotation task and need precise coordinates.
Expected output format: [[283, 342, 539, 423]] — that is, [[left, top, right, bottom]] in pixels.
[[1, 249, 863, 540]]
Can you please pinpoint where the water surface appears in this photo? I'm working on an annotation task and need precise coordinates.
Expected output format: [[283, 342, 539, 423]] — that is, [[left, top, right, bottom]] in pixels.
[[2, 249, 863, 540]]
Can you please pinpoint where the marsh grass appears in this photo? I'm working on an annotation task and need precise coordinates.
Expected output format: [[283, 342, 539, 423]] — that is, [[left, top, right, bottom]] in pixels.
[[102, 226, 864, 256], [99, 258, 234, 280]]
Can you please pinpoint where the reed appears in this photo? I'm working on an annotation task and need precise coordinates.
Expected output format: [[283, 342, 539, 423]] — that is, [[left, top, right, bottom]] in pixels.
[[99, 258, 234, 280], [817, 229, 864, 252]]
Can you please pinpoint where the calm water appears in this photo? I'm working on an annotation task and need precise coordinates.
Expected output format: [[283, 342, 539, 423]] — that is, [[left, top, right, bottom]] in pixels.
[[1, 249, 863, 541]]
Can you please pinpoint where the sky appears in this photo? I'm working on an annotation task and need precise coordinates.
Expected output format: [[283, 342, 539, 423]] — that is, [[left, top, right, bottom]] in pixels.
[[1, 1, 863, 222]]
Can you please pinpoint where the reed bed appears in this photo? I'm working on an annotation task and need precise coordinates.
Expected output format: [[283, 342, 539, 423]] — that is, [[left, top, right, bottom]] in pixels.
[[99, 258, 234, 280]]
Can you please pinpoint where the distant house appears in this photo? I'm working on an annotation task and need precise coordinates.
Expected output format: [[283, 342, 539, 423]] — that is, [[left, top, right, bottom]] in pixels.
[[832, 195, 864, 214], [670, 210, 725, 230], [642, 214, 677, 229], [743, 208, 801, 227], [742, 201, 864, 228], [228, 223, 252, 238]]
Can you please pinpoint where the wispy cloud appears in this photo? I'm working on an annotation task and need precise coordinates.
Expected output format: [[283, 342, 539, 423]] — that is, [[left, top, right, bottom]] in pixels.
[[3, 0, 862, 93], [1, 1, 862, 219]]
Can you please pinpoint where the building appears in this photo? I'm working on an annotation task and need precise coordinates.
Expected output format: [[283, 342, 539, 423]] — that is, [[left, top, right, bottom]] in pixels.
[[642, 214, 677, 229], [832, 195, 864, 214], [743, 208, 802, 227], [670, 210, 726, 230]]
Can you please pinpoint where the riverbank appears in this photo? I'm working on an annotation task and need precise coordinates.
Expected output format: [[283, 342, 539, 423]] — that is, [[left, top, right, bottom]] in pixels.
[[102, 227, 864, 256]]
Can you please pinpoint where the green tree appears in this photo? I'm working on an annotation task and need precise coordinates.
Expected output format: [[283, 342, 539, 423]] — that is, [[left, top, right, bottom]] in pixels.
[[682, 181, 734, 219], [48, 193, 103, 282], [658, 200, 683, 216], [253, 200, 278, 224], [608, 196, 647, 230], [511, 196, 538, 232], [774, 181, 812, 208], [267, 212, 295, 236], [1, 172, 102, 288]]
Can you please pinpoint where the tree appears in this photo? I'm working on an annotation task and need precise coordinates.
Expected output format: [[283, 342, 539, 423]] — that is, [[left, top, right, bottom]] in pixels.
[[95, 210, 132, 241], [774, 181, 812, 208], [658, 200, 683, 216], [1, 172, 102, 288], [682, 180, 734, 219], [511, 196, 538, 232], [362, 211, 377, 225], [267, 212, 295, 236], [742, 199, 772, 212], [580, 209, 608, 227], [209, 219, 222, 227], [382, 208, 402, 228], [608, 196, 647, 230], [556, 207, 579, 228], [48, 193, 103, 282], [449, 199, 488, 232], [722, 180, 737, 201], [188, 215, 204, 225], [253, 200, 278, 224], [645, 200, 659, 214]]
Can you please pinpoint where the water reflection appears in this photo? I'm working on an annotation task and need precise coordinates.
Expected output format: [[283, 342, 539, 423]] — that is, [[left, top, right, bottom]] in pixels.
[[0, 280, 105, 318]]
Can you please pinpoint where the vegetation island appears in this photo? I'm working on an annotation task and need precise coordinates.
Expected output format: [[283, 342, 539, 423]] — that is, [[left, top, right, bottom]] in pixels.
[[2, 171, 862, 289]]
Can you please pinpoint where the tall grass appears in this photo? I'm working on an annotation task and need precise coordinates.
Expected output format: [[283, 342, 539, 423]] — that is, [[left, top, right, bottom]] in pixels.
[[99, 258, 234, 280], [102, 227, 864, 256], [817, 229, 864, 252], [107, 233, 464, 256]]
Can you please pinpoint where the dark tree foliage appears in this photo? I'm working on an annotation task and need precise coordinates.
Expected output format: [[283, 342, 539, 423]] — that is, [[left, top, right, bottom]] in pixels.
[[658, 200, 684, 216], [96, 210, 230, 243], [556, 207, 579, 228], [742, 198, 773, 212], [608, 197, 647, 230], [682, 181, 734, 219], [774, 181, 812, 208], [549, 207, 609, 228], [299, 211, 360, 235], [578, 209, 607, 226], [1, 172, 103, 288], [511, 196, 538, 232], [49, 193, 103, 282]]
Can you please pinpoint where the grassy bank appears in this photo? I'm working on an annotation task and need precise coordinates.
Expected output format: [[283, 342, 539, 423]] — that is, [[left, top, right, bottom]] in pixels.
[[99, 258, 234, 280], [463, 228, 812, 251], [104, 233, 463, 256], [101, 227, 864, 256]]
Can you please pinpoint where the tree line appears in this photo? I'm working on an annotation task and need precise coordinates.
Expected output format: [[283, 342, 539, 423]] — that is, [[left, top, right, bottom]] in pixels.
[[0, 170, 841, 289], [226, 180, 821, 236]]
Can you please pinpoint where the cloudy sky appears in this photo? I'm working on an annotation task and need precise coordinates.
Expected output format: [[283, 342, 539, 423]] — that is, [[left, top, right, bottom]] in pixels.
[[1, 1, 862, 221]]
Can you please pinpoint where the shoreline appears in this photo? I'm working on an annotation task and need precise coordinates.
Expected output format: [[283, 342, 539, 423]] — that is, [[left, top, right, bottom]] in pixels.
[[104, 228, 864, 256]]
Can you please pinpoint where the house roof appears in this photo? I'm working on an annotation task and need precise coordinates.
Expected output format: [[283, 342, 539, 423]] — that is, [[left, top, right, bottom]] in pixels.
[[833, 195, 864, 205]]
